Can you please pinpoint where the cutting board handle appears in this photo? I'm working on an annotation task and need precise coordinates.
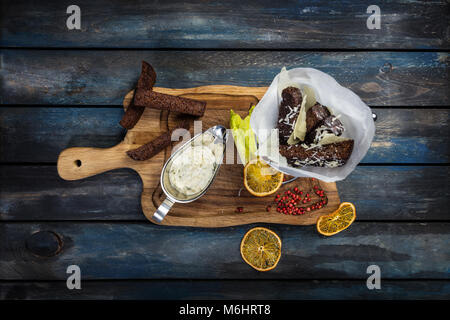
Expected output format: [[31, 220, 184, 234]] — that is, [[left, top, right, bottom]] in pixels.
[[57, 144, 128, 181]]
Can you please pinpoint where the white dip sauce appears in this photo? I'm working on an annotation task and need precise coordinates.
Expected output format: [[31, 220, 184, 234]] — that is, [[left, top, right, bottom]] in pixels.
[[168, 132, 222, 196]]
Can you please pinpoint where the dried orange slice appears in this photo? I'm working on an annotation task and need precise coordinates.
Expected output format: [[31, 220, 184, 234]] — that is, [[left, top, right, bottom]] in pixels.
[[243, 158, 283, 197], [240, 227, 282, 272], [317, 202, 356, 236]]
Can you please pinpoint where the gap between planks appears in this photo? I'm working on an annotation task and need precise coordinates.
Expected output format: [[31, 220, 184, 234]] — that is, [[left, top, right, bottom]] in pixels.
[[1, 47, 449, 52]]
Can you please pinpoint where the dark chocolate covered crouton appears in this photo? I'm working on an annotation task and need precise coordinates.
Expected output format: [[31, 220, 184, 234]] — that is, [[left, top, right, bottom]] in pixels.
[[277, 87, 303, 145], [134, 90, 206, 117], [279, 139, 354, 167], [281, 86, 302, 108], [304, 115, 344, 144]]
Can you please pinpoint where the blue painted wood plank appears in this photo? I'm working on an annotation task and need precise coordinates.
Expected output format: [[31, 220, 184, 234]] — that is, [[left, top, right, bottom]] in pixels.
[[1, 107, 448, 163], [0, 165, 448, 221], [1, 0, 448, 49], [0, 222, 448, 280], [1, 50, 448, 106], [0, 107, 126, 162], [1, 280, 449, 300]]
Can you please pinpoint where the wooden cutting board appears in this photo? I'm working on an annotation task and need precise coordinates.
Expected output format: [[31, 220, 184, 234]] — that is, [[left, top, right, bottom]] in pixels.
[[57, 85, 340, 227]]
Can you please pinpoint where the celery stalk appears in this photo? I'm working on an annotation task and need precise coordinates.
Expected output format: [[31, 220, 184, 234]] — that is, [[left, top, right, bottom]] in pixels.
[[230, 106, 257, 165]]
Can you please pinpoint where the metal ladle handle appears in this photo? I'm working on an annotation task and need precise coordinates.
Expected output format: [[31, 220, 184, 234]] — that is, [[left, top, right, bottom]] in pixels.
[[152, 198, 175, 223]]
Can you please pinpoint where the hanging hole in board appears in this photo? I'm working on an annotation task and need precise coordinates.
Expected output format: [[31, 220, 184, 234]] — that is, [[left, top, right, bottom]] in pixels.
[[74, 160, 82, 167]]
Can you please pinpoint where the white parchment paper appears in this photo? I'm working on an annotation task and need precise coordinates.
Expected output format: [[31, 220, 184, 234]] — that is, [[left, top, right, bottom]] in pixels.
[[250, 67, 375, 182]]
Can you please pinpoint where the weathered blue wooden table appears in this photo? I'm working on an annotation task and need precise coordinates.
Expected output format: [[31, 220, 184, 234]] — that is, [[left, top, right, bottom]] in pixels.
[[0, 0, 449, 299]]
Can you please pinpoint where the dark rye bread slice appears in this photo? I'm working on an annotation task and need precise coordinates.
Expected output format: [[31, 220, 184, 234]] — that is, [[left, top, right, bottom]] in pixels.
[[281, 86, 302, 107], [137, 61, 157, 89], [322, 116, 344, 136], [120, 61, 157, 129], [134, 90, 206, 117], [126, 121, 190, 161], [277, 87, 302, 145], [279, 139, 354, 167]]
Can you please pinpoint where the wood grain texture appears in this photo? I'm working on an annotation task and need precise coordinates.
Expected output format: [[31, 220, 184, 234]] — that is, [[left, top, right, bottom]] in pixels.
[[1, 0, 449, 299], [0, 222, 448, 280], [1, 166, 448, 221], [1, 0, 448, 49], [1, 50, 448, 106], [56, 87, 340, 227], [1, 107, 448, 164], [1, 280, 449, 300]]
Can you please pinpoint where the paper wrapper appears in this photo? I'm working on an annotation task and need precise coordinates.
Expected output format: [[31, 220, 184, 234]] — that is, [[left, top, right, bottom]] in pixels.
[[250, 67, 375, 182]]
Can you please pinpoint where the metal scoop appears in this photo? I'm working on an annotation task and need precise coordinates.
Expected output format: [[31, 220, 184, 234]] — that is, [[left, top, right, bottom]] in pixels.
[[152, 125, 228, 223]]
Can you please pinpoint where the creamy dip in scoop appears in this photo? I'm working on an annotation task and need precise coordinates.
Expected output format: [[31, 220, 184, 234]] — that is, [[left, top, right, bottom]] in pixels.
[[168, 132, 223, 196]]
